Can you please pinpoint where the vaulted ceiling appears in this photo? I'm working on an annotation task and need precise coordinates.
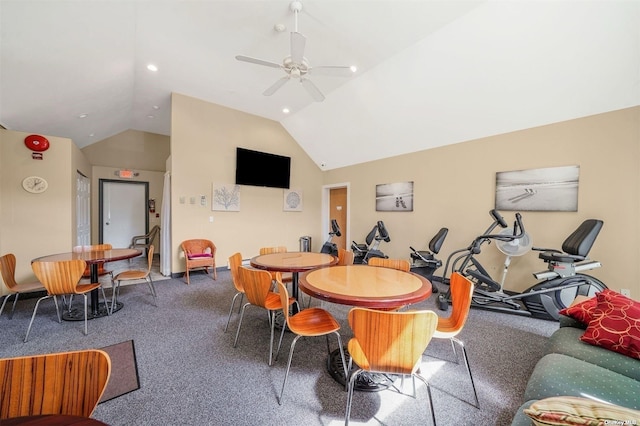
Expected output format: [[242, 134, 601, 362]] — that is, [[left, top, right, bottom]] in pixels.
[[1, 1, 638, 170]]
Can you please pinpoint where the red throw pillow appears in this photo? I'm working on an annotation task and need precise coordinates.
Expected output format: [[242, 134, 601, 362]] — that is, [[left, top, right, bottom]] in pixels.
[[558, 295, 599, 324], [580, 290, 640, 359], [188, 253, 212, 259]]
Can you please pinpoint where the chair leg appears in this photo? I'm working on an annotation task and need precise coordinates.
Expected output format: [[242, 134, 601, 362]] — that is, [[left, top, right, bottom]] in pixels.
[[453, 337, 479, 408], [269, 310, 278, 366], [277, 334, 302, 405], [9, 293, 20, 319], [24, 295, 50, 342], [345, 368, 362, 426], [233, 303, 250, 347], [0, 293, 12, 318], [415, 374, 437, 426], [224, 292, 242, 333], [100, 286, 110, 316], [146, 276, 158, 306], [110, 280, 120, 315]]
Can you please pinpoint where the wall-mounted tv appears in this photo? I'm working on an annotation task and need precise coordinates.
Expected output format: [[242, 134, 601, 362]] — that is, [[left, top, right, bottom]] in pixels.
[[235, 147, 291, 189]]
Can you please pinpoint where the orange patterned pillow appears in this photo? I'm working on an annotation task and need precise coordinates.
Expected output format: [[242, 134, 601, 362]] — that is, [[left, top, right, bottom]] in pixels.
[[524, 396, 640, 426], [580, 290, 640, 359]]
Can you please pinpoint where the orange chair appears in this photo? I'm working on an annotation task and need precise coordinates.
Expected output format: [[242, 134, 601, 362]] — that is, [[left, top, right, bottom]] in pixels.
[[0, 349, 111, 419], [432, 271, 478, 408], [259, 246, 293, 284], [337, 248, 355, 266], [224, 252, 244, 332], [110, 245, 157, 314], [0, 253, 45, 319], [27, 259, 109, 342], [180, 239, 217, 284], [233, 267, 297, 365], [345, 307, 439, 426], [79, 244, 114, 280], [274, 278, 347, 405], [367, 257, 410, 272]]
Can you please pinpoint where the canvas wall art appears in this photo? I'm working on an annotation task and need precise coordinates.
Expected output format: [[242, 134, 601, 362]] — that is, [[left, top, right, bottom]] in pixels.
[[495, 165, 579, 211], [376, 181, 414, 212], [212, 183, 240, 211], [284, 188, 303, 211]]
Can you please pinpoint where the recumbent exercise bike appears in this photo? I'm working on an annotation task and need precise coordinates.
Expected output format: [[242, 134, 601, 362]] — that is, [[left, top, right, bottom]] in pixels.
[[351, 221, 390, 264]]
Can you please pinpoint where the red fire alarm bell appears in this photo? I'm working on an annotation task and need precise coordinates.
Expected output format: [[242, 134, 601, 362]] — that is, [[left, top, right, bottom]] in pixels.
[[24, 134, 50, 152]]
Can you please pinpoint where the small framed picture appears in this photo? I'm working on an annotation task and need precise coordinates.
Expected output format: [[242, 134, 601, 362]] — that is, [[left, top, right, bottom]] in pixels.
[[376, 181, 414, 212], [212, 183, 240, 212], [284, 188, 303, 212]]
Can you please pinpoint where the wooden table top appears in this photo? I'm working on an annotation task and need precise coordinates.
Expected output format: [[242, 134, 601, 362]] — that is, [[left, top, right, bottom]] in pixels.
[[250, 252, 337, 273], [299, 264, 432, 309], [0, 415, 108, 426], [33, 248, 141, 265]]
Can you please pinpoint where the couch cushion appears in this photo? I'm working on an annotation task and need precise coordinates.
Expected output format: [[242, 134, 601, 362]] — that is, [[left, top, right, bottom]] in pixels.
[[580, 290, 640, 360], [546, 327, 640, 381], [524, 354, 640, 409], [524, 396, 640, 426]]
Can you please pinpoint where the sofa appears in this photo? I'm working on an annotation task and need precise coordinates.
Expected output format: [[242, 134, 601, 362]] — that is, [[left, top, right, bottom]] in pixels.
[[511, 290, 640, 425]]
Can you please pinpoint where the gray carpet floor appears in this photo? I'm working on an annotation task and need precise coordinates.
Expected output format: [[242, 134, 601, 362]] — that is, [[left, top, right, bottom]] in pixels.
[[0, 268, 558, 426]]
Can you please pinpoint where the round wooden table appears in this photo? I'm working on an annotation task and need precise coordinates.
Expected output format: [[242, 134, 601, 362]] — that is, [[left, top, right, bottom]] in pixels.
[[33, 248, 141, 319], [0, 415, 108, 425], [250, 252, 337, 313], [300, 264, 433, 391]]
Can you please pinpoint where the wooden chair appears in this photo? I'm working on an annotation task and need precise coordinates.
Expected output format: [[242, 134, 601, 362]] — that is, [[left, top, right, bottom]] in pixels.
[[431, 271, 478, 408], [233, 267, 296, 366], [367, 257, 411, 272], [180, 239, 217, 284], [224, 252, 244, 332], [27, 259, 109, 342], [274, 278, 346, 405], [345, 307, 439, 426], [79, 243, 114, 280], [0, 253, 45, 319], [337, 248, 355, 266], [259, 246, 293, 284], [0, 349, 111, 419], [110, 245, 157, 314], [129, 224, 160, 253]]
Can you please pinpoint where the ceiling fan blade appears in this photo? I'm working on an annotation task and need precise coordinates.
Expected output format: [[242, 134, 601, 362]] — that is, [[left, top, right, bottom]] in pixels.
[[263, 76, 290, 96], [235, 55, 281, 69], [290, 32, 306, 64], [300, 78, 325, 102], [309, 66, 355, 77]]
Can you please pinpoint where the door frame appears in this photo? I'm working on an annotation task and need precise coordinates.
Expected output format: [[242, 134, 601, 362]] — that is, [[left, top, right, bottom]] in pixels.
[[98, 179, 149, 244], [322, 182, 350, 250]]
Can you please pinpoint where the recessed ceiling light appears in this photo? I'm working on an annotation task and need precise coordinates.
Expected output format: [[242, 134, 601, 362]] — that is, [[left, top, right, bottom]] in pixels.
[[78, 113, 88, 119], [147, 64, 158, 72], [147, 115, 155, 119], [89, 133, 95, 137], [152, 105, 159, 110], [350, 66, 357, 73], [282, 108, 290, 114]]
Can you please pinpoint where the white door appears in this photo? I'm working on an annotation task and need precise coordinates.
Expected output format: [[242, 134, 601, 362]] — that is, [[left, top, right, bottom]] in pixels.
[[101, 180, 147, 250], [76, 172, 91, 246]]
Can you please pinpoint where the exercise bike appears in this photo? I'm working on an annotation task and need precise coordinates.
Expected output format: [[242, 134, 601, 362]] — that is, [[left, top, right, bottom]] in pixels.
[[351, 221, 390, 264], [409, 227, 449, 293], [438, 209, 606, 320], [320, 219, 341, 256]]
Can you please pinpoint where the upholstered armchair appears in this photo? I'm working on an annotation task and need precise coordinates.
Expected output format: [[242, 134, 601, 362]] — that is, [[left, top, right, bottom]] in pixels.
[[180, 239, 217, 284]]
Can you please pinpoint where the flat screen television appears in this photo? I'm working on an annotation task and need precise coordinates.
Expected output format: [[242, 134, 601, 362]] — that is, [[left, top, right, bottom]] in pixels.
[[235, 147, 291, 189]]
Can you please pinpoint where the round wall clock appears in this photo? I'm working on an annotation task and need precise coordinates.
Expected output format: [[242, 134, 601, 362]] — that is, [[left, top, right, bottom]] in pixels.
[[22, 176, 48, 194]]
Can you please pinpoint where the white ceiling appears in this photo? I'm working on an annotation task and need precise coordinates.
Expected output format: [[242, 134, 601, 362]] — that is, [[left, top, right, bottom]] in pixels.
[[1, 1, 638, 170]]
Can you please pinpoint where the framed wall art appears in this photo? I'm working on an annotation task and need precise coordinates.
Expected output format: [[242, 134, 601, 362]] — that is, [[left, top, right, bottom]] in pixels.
[[212, 183, 240, 212], [284, 188, 303, 212], [495, 165, 579, 212], [376, 181, 414, 212]]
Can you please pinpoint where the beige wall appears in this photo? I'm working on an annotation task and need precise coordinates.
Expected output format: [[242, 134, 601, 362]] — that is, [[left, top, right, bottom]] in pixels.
[[0, 129, 90, 289], [324, 107, 640, 296], [89, 166, 165, 249], [82, 129, 170, 172], [170, 93, 324, 273]]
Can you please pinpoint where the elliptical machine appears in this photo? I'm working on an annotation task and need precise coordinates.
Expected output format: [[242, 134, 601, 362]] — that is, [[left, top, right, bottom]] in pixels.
[[320, 219, 341, 257], [351, 221, 390, 264]]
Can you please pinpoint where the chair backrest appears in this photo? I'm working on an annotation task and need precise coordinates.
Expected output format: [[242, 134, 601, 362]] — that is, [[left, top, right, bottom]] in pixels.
[[276, 279, 291, 326], [561, 219, 603, 257], [337, 249, 354, 266], [145, 225, 160, 244], [428, 227, 449, 254], [31, 259, 86, 296], [447, 272, 474, 334], [347, 307, 438, 375], [367, 257, 410, 272], [228, 252, 243, 292], [237, 266, 275, 308], [145, 245, 155, 272], [0, 349, 111, 418], [0, 253, 18, 291], [89, 244, 112, 251], [181, 239, 216, 256], [259, 246, 287, 255]]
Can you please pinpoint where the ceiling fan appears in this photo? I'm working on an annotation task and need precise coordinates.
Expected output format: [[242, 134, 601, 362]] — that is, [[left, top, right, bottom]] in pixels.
[[235, 0, 355, 102]]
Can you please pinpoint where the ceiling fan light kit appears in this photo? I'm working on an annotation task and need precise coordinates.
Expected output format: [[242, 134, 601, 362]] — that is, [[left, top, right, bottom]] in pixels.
[[236, 0, 354, 102]]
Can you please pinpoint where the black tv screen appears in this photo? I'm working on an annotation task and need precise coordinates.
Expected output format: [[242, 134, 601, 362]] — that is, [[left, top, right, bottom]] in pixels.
[[235, 147, 291, 189]]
